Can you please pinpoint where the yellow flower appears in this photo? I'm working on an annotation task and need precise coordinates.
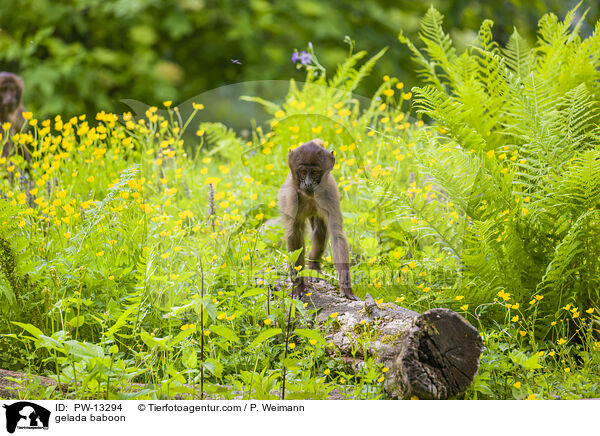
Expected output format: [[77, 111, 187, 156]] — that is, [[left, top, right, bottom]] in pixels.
[[497, 290, 511, 301], [455, 295, 464, 301], [513, 381, 521, 389], [377, 376, 385, 382], [519, 330, 527, 337], [460, 304, 469, 311], [329, 312, 338, 319], [255, 213, 264, 220], [585, 308, 594, 314], [534, 295, 544, 301], [324, 369, 331, 375], [408, 261, 416, 269], [162, 100, 172, 108], [161, 252, 170, 259], [192, 102, 204, 110], [511, 315, 519, 322], [309, 339, 317, 346], [383, 89, 394, 97], [96, 250, 104, 257], [178, 210, 193, 219], [557, 338, 566, 345], [564, 367, 570, 373], [382, 367, 389, 373], [217, 313, 227, 320], [288, 342, 296, 349], [526, 394, 537, 400], [205, 177, 222, 186], [22, 111, 33, 120], [263, 318, 271, 325], [64, 232, 71, 239], [274, 110, 285, 118]]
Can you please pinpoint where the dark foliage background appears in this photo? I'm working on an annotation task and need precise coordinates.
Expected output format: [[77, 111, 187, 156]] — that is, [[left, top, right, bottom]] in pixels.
[[0, 0, 596, 118]]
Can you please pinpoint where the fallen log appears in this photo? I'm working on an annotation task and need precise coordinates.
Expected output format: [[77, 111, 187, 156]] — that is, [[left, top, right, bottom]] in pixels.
[[0, 369, 62, 399], [299, 281, 484, 400]]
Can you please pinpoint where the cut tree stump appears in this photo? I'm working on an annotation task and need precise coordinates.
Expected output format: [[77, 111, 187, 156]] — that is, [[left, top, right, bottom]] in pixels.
[[297, 280, 484, 399]]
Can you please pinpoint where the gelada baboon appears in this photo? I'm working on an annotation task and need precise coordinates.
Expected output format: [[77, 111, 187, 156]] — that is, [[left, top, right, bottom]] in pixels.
[[0, 72, 29, 160], [278, 138, 359, 300]]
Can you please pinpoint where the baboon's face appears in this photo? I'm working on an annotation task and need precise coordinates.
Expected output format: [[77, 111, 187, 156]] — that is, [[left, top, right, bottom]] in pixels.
[[0, 77, 22, 115], [296, 164, 324, 194], [288, 140, 335, 195]]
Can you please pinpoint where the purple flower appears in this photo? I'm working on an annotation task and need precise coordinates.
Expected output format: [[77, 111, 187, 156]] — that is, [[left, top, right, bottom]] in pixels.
[[291, 50, 312, 65]]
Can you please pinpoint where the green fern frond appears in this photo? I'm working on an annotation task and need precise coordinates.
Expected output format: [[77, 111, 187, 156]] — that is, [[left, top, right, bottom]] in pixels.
[[476, 19, 500, 55], [538, 209, 596, 302], [412, 85, 487, 151], [328, 50, 368, 90], [503, 28, 532, 77], [547, 148, 600, 213], [419, 6, 457, 66], [345, 47, 387, 93], [549, 84, 599, 150], [399, 31, 444, 88]]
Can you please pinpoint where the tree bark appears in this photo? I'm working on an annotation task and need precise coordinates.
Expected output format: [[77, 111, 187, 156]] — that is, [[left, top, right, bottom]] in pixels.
[[0, 369, 62, 399], [299, 280, 484, 399]]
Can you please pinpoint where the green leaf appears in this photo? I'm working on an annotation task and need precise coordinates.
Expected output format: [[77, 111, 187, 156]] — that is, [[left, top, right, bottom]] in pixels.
[[509, 349, 542, 369], [64, 340, 105, 361], [282, 357, 300, 370], [69, 315, 85, 328], [12, 322, 43, 338], [170, 328, 195, 346], [249, 328, 282, 348], [139, 330, 168, 349], [241, 288, 266, 299], [105, 306, 135, 338], [35, 335, 64, 351], [182, 347, 197, 369], [209, 325, 239, 343], [293, 328, 326, 345], [203, 359, 224, 378]]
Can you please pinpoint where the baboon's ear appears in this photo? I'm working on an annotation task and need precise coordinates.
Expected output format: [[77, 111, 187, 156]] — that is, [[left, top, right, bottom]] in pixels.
[[325, 149, 335, 170]]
